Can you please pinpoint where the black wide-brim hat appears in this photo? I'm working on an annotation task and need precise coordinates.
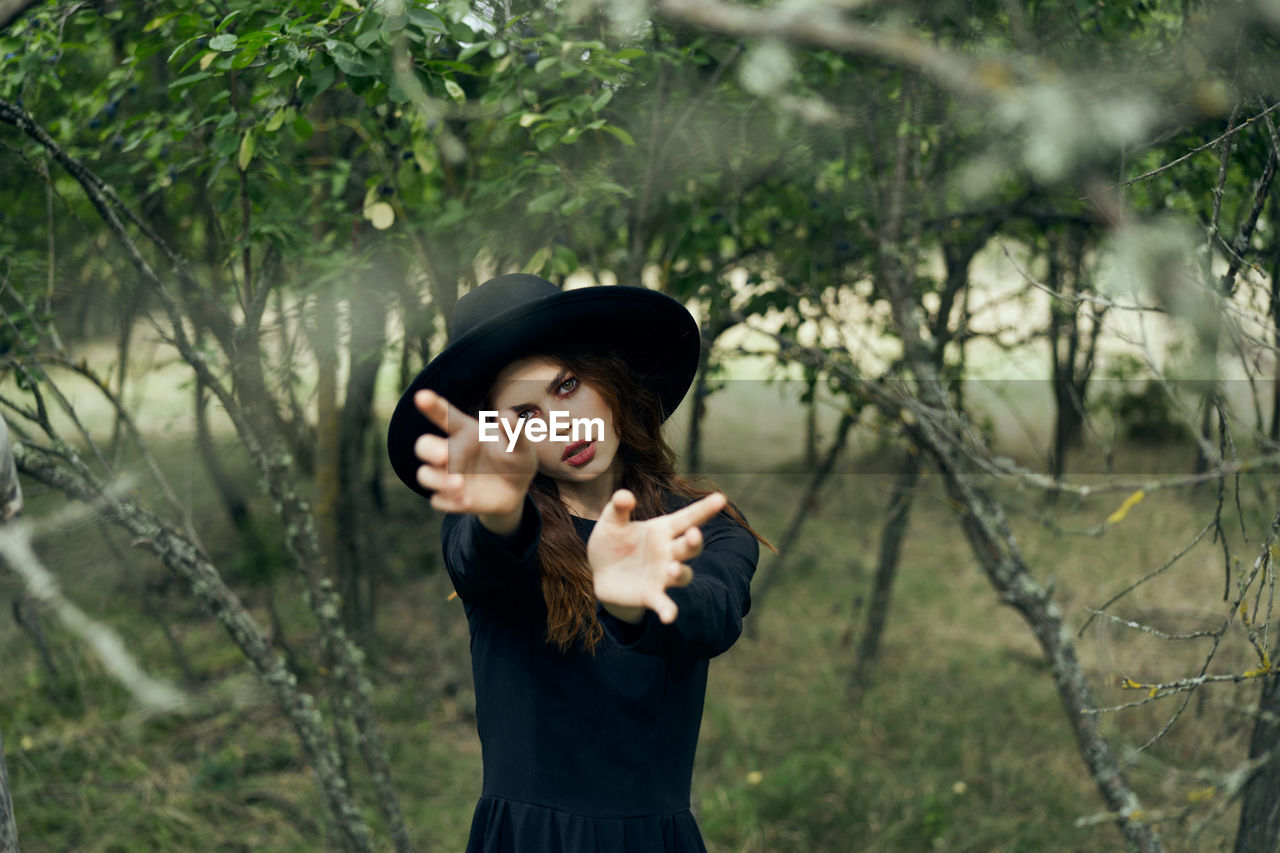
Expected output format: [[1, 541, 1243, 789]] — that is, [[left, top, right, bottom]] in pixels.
[[387, 273, 700, 499]]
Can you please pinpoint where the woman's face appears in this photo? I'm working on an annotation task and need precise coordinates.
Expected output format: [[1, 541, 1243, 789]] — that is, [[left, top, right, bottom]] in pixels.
[[488, 356, 622, 486]]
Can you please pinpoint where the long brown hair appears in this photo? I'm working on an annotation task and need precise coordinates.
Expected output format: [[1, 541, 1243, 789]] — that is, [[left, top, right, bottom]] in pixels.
[[497, 351, 772, 655]]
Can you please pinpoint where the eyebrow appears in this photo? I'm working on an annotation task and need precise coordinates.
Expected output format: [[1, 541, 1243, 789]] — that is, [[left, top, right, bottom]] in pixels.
[[544, 369, 570, 396], [501, 369, 572, 411]]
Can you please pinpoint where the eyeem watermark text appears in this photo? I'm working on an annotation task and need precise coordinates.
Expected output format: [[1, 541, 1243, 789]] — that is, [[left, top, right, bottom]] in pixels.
[[478, 411, 605, 452]]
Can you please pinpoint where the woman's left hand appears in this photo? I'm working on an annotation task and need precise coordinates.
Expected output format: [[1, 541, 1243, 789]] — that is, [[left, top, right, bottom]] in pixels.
[[588, 489, 728, 624]]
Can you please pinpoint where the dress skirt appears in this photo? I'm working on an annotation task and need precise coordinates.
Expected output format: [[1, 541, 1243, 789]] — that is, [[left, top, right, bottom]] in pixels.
[[465, 795, 709, 853]]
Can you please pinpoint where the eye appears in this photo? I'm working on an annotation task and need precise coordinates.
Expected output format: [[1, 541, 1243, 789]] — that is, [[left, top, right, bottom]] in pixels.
[[556, 376, 579, 397], [515, 408, 537, 421]]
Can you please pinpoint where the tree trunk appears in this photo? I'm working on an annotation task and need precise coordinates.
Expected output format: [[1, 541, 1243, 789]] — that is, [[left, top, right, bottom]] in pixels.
[[804, 373, 819, 471], [684, 330, 712, 474], [849, 450, 920, 692], [748, 410, 856, 622], [109, 280, 143, 461], [195, 377, 252, 535], [337, 283, 389, 655], [1047, 228, 1094, 486], [313, 283, 341, 593], [1269, 233, 1279, 444], [1234, 673, 1280, 851], [0, 728, 17, 853]]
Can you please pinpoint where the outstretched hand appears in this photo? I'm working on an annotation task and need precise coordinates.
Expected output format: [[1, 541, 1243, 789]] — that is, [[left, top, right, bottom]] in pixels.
[[413, 389, 537, 528], [588, 489, 728, 624]]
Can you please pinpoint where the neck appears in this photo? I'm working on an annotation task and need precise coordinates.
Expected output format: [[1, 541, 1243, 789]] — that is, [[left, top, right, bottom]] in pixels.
[[557, 456, 624, 520]]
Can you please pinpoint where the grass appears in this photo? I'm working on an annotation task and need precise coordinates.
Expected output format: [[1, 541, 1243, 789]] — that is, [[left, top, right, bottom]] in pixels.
[[0, 373, 1274, 852]]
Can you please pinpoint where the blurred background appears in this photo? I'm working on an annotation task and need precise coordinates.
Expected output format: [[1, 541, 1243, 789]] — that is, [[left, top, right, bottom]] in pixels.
[[3, 0, 1280, 850]]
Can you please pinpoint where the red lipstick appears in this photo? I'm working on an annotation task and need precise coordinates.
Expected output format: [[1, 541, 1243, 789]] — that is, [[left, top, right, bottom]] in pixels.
[[562, 441, 595, 467]]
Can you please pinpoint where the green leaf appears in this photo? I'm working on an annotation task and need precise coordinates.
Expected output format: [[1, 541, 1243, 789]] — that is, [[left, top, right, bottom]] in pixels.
[[169, 70, 214, 91], [300, 57, 336, 102], [534, 56, 557, 74], [534, 125, 559, 151], [559, 195, 588, 216], [216, 11, 245, 33], [293, 116, 314, 141], [407, 8, 447, 35], [412, 138, 435, 174], [208, 33, 238, 52], [231, 46, 261, 69], [599, 124, 634, 145], [144, 13, 178, 33], [458, 40, 490, 61], [166, 35, 201, 64], [435, 198, 466, 228], [526, 189, 564, 213], [331, 44, 377, 77], [444, 79, 466, 104], [237, 130, 255, 171], [590, 180, 632, 196], [214, 131, 240, 158], [522, 246, 551, 274], [591, 90, 613, 112]]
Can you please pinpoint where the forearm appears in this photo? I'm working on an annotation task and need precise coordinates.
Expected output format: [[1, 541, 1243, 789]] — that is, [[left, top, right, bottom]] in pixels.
[[442, 494, 542, 599]]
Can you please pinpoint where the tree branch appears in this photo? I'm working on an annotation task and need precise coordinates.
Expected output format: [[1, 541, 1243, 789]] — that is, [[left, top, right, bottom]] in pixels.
[[0, 0, 40, 33], [654, 0, 990, 96]]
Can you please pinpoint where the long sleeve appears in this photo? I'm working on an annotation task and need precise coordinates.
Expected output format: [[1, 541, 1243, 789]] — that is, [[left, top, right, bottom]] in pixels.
[[595, 506, 759, 661], [440, 494, 542, 600]]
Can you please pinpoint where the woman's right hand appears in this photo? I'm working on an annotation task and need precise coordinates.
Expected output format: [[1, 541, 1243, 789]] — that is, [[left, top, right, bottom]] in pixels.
[[413, 389, 537, 533]]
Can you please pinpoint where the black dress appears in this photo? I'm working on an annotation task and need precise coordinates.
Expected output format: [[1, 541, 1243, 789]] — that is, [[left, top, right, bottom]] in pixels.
[[440, 494, 759, 853]]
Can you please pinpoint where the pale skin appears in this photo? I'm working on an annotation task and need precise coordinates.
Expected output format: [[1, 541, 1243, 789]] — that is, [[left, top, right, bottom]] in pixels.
[[413, 357, 727, 626]]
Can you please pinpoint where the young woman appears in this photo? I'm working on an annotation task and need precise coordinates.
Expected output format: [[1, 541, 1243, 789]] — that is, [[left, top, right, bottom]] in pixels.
[[386, 273, 766, 853]]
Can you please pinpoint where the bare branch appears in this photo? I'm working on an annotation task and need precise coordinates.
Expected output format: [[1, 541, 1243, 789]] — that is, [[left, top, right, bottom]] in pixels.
[[653, 0, 991, 96], [1123, 102, 1280, 186]]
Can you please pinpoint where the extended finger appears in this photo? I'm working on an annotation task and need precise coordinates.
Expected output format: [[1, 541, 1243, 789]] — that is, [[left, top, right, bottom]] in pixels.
[[670, 527, 703, 562], [648, 590, 680, 624], [416, 463, 463, 493], [666, 492, 727, 533], [415, 389, 470, 436], [414, 433, 449, 466], [599, 489, 637, 526], [430, 491, 472, 514], [665, 562, 694, 588]]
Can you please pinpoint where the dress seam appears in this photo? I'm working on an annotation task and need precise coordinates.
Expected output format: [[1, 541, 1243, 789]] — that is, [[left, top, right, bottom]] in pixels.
[[476, 793, 691, 821]]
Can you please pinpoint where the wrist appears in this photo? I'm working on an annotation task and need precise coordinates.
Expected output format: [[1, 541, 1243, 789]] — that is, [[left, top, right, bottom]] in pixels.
[[479, 501, 524, 536], [600, 600, 645, 625]]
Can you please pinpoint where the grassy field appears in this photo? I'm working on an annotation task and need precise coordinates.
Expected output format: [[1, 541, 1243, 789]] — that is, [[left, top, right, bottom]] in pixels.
[[0, 374, 1272, 852]]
